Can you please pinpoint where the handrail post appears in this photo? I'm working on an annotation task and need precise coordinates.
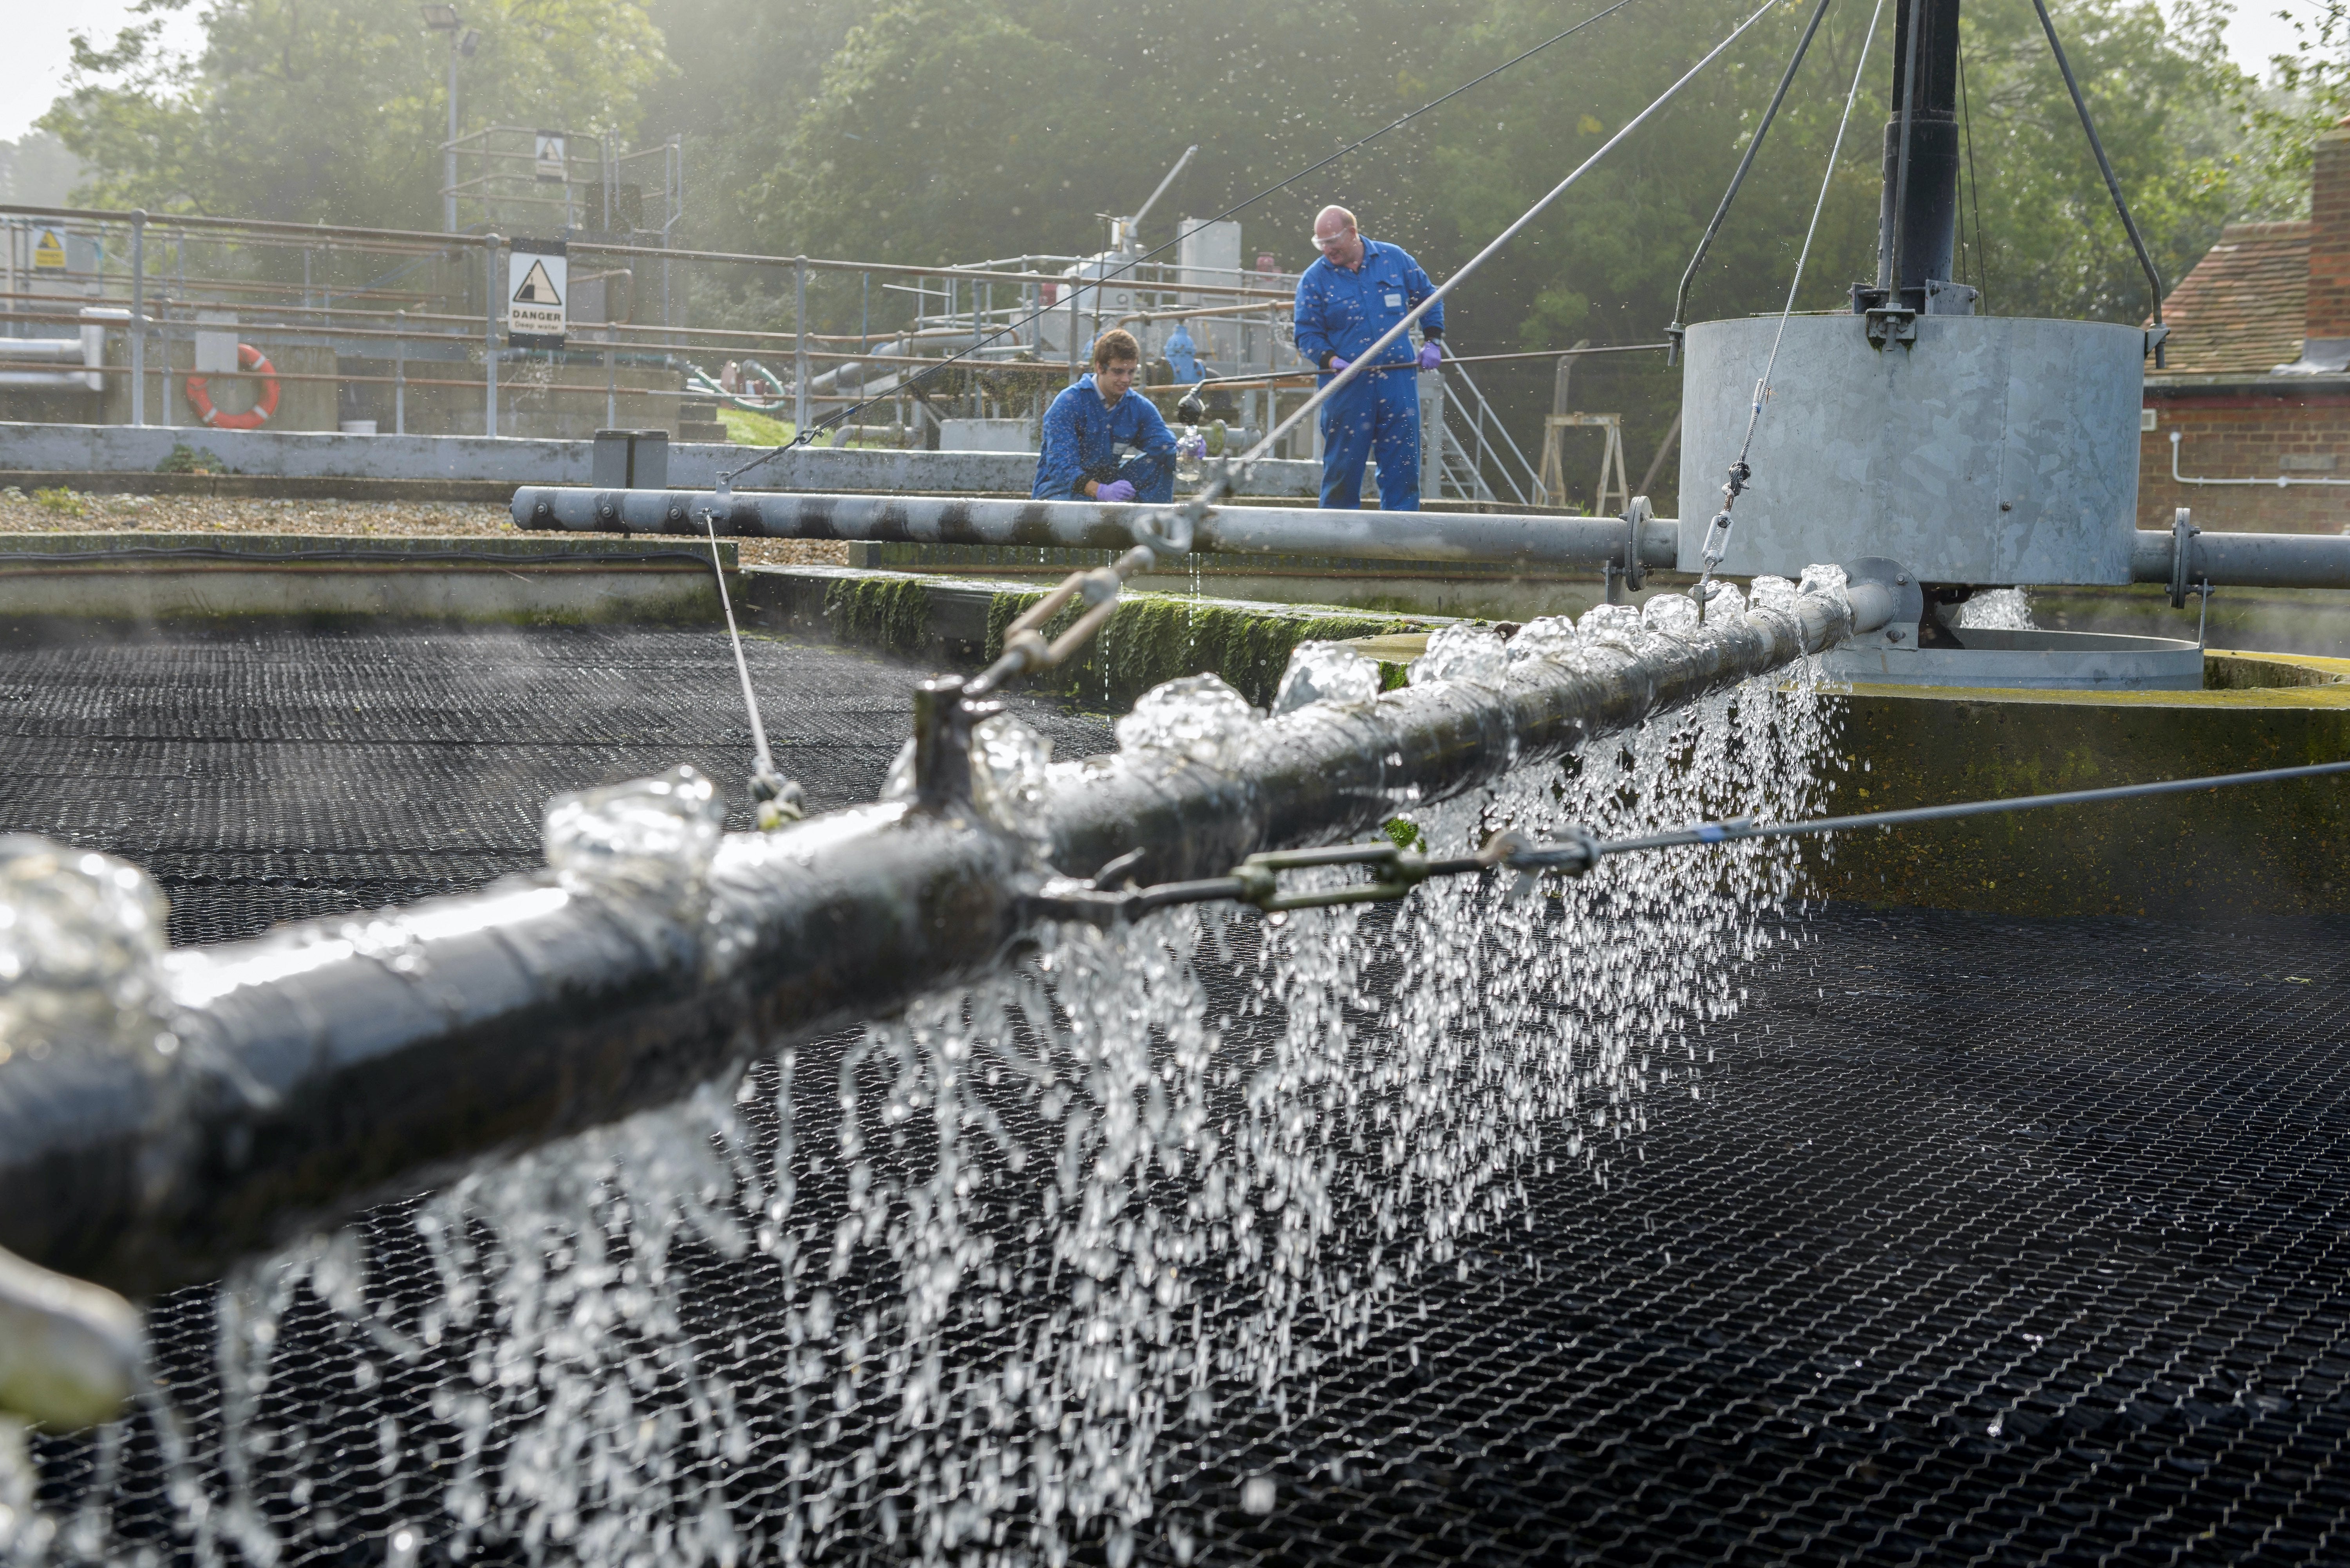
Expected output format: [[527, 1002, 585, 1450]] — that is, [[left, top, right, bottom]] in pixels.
[[794, 255, 810, 437], [484, 233, 500, 438], [394, 309, 407, 435], [128, 211, 145, 427]]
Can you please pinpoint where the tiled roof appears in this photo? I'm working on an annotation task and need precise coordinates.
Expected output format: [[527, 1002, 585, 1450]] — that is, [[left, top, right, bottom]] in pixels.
[[2153, 220, 2308, 376]]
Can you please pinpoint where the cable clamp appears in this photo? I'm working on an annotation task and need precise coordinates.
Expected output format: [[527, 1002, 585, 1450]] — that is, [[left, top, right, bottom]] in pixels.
[[1864, 307, 1917, 349]]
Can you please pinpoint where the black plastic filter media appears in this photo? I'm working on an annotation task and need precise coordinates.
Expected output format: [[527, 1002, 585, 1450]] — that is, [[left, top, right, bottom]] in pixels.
[[9, 627, 2349, 1565]]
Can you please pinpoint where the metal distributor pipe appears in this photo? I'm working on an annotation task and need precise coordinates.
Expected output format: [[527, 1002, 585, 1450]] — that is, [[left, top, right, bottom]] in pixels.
[[511, 486, 1686, 571], [2133, 524, 2350, 593], [0, 578, 1885, 1301], [516, 487, 2350, 594]]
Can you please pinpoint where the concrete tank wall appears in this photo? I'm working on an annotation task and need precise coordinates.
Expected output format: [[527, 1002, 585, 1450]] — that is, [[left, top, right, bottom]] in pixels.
[[1678, 314, 2147, 585]]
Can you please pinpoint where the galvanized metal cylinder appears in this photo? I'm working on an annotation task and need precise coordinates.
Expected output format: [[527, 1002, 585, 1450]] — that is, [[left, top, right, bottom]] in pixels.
[[1678, 314, 2146, 585]]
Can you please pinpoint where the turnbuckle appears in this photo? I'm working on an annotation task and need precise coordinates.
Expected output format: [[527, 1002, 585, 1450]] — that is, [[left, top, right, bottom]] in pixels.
[[1023, 824, 1611, 929], [1230, 842, 1434, 912]]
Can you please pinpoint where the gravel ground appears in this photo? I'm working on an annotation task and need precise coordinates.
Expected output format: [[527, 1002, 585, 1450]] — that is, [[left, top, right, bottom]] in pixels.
[[0, 488, 853, 567]]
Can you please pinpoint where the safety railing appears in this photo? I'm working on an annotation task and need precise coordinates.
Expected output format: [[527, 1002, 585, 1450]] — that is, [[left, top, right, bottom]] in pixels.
[[0, 206, 1318, 450]]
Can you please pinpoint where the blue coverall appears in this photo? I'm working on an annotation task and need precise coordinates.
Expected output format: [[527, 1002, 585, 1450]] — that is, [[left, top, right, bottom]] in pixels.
[[1165, 324, 1205, 383], [1291, 238, 1444, 511], [1031, 374, 1177, 503]]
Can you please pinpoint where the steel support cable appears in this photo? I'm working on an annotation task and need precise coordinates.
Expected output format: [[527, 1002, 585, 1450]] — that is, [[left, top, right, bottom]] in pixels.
[[1958, 26, 1986, 300], [1688, 0, 1889, 605], [2030, 0, 2164, 359], [953, 0, 1785, 706], [1037, 758, 2350, 921], [701, 512, 805, 826], [1666, 0, 1837, 365], [713, 0, 1654, 490]]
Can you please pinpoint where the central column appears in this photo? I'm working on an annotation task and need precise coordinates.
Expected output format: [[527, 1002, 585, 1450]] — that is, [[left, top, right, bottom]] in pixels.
[[1866, 0, 1965, 311]]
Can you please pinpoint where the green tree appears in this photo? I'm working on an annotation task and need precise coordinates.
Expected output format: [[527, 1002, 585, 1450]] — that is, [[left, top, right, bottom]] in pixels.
[[40, 0, 671, 228], [1954, 0, 2243, 323], [2235, 0, 2350, 217]]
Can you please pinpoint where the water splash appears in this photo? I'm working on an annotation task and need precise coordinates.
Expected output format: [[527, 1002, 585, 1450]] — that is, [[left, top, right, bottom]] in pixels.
[[1505, 616, 1580, 669], [1957, 589, 2032, 631], [543, 766, 726, 914], [1406, 625, 1507, 688], [1114, 675, 1260, 770], [0, 836, 175, 1062], [1749, 574, 1801, 620], [1702, 581, 1748, 624], [18, 648, 1844, 1568], [1640, 593, 1702, 638], [1271, 642, 1381, 716], [969, 714, 1057, 836], [1575, 602, 1646, 652]]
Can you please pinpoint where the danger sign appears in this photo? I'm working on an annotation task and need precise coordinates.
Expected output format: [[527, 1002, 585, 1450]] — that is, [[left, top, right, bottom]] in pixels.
[[506, 238, 568, 349], [534, 131, 566, 184], [31, 229, 66, 271]]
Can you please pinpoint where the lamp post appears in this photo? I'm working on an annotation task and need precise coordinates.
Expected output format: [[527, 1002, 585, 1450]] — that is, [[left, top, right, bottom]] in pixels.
[[421, 5, 480, 233]]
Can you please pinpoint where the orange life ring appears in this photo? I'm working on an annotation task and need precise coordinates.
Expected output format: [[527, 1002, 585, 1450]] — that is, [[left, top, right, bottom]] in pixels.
[[183, 344, 280, 430]]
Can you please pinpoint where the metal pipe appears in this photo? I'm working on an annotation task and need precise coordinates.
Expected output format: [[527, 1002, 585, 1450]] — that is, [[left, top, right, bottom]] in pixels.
[[1128, 146, 1199, 234], [444, 32, 460, 234], [0, 579, 1864, 1297], [795, 255, 810, 435], [512, 486, 1687, 569], [484, 233, 499, 437], [1882, 0, 1928, 295], [2168, 429, 2350, 489], [129, 211, 145, 428], [2133, 526, 2350, 591]]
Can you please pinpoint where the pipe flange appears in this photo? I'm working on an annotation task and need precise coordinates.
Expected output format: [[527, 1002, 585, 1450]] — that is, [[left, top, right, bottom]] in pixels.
[[2168, 507, 2201, 609], [1622, 495, 1652, 593], [1841, 556, 1924, 643]]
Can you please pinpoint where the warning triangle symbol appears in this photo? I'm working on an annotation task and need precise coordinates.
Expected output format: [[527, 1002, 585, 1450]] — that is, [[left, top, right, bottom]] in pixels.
[[32, 229, 66, 269], [513, 259, 562, 305]]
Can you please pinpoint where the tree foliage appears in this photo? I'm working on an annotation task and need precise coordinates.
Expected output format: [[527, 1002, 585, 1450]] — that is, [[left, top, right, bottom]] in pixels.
[[28, 0, 2296, 501], [2234, 0, 2350, 217], [40, 0, 669, 227]]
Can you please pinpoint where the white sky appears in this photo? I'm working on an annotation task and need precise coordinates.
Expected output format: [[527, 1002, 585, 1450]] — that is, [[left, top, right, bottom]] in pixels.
[[0, 0, 2336, 145], [2, 0, 207, 144]]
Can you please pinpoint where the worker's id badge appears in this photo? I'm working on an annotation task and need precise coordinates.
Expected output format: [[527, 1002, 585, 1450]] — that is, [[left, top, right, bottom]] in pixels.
[[1385, 292, 1403, 308]]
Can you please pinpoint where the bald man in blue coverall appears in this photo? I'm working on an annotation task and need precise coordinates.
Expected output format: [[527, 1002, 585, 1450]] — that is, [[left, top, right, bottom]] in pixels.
[[1292, 205, 1444, 511]]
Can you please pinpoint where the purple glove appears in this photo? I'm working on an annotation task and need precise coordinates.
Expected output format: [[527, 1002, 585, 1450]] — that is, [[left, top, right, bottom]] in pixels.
[[1418, 341, 1444, 370], [1097, 479, 1137, 503], [1327, 356, 1350, 374]]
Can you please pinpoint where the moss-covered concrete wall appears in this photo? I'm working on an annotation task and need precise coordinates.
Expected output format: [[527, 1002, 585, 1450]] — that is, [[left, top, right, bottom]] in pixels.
[[980, 587, 1425, 709], [822, 574, 936, 658], [1802, 657, 2350, 920]]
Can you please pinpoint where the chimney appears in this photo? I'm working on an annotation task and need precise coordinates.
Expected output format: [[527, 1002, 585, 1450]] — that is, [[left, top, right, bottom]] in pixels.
[[2310, 121, 2350, 338], [2281, 117, 2350, 371]]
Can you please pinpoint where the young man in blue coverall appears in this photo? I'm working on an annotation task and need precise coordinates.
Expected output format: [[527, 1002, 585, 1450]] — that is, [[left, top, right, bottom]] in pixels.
[[1291, 204, 1445, 511], [1032, 329, 1178, 503]]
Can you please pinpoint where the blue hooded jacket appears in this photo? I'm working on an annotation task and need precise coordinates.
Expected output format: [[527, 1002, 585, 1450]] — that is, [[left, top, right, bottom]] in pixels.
[[1032, 374, 1177, 500], [1292, 239, 1443, 377]]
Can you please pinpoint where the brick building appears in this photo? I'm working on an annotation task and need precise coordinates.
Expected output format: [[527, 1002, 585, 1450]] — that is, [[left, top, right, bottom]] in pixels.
[[2139, 125, 2350, 533]]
